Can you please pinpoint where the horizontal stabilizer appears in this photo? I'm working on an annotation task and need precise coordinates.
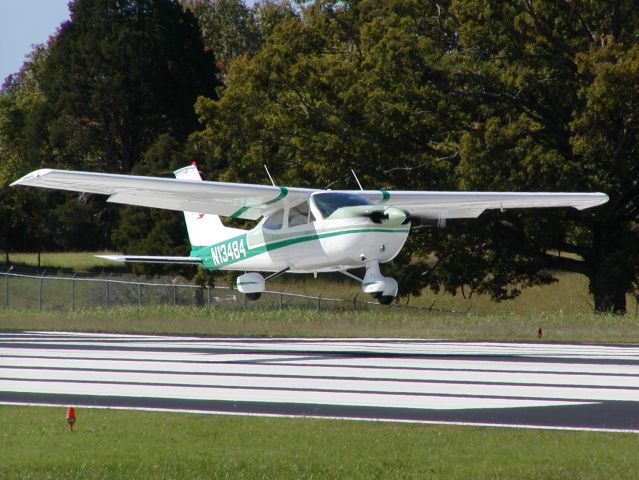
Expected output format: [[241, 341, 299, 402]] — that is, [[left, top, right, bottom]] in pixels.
[[96, 254, 202, 265]]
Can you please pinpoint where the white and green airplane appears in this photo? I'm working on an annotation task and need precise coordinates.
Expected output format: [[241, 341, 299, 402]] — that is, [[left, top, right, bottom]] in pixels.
[[12, 164, 608, 304]]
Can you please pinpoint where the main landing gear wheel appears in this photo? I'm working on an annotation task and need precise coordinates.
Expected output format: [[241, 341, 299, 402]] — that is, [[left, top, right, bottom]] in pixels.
[[246, 292, 261, 301], [378, 295, 394, 305], [371, 292, 382, 300]]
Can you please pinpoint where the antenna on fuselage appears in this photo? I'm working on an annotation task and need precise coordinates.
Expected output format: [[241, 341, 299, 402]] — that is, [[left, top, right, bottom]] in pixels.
[[351, 169, 364, 190], [264, 165, 276, 187]]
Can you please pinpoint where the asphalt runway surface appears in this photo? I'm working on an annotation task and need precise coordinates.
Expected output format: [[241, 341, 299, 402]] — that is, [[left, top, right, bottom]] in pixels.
[[1, 331, 638, 432]]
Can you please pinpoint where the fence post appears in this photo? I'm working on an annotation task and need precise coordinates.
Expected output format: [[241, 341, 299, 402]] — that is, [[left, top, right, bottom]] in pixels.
[[5, 271, 9, 308], [316, 294, 321, 312], [207, 286, 211, 309], [279, 291, 283, 310], [243, 292, 247, 308], [138, 283, 142, 309], [105, 280, 109, 309]]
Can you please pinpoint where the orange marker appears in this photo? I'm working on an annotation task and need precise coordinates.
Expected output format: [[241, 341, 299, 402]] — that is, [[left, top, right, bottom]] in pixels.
[[66, 407, 76, 432]]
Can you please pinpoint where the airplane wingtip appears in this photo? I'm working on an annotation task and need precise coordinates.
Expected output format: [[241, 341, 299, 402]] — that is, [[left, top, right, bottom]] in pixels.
[[10, 168, 55, 187], [574, 192, 609, 210]]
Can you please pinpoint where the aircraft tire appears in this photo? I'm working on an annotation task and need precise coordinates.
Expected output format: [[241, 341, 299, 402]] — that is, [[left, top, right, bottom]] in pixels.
[[246, 292, 262, 301], [378, 295, 394, 305], [371, 292, 383, 299]]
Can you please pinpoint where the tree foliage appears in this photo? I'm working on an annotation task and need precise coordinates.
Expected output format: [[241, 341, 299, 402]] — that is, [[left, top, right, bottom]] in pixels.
[[191, 0, 639, 313], [41, 0, 220, 172], [181, 0, 298, 72], [1, 0, 220, 257]]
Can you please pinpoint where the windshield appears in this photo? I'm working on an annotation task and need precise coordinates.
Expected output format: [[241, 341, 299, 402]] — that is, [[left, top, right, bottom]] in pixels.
[[312, 192, 372, 218]]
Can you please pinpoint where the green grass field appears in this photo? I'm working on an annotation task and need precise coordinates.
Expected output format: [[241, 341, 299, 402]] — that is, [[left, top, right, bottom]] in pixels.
[[1, 405, 637, 480], [1, 306, 639, 342]]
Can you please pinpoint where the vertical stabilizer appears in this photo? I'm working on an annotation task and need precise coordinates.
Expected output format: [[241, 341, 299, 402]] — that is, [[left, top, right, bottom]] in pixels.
[[174, 164, 244, 247]]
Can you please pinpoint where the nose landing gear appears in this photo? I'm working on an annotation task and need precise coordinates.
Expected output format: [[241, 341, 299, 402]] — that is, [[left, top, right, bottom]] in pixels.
[[362, 261, 398, 305]]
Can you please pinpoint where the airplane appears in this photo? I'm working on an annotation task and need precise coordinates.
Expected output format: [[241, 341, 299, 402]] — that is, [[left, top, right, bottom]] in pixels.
[[12, 164, 608, 304]]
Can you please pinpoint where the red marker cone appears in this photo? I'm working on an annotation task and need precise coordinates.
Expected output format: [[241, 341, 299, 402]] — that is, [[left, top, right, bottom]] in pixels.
[[66, 407, 76, 432]]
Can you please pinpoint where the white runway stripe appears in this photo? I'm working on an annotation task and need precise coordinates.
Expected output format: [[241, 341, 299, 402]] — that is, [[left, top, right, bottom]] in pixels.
[[3, 347, 639, 376], [0, 367, 637, 401], [2, 357, 639, 388]]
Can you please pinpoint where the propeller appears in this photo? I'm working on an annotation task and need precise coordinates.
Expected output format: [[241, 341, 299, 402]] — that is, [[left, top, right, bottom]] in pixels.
[[361, 210, 391, 223]]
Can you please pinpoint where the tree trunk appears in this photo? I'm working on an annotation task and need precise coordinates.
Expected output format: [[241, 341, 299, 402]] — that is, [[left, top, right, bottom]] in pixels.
[[590, 276, 627, 314], [588, 225, 631, 314]]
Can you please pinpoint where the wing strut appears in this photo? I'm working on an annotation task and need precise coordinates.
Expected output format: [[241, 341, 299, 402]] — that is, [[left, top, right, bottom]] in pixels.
[[340, 270, 363, 283], [265, 267, 290, 282]]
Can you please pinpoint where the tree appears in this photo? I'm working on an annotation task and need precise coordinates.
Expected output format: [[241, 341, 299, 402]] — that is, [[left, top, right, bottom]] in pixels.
[[182, 0, 298, 73], [1, 0, 222, 256], [0, 46, 57, 258], [40, 0, 220, 173], [190, 0, 458, 188], [437, 0, 639, 312]]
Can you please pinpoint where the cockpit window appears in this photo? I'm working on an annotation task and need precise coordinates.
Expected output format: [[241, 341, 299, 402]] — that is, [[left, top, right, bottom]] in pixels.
[[312, 192, 372, 218], [264, 209, 284, 230]]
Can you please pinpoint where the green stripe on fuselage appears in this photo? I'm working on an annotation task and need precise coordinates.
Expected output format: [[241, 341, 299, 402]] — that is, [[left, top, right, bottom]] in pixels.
[[230, 186, 289, 218], [191, 225, 408, 270]]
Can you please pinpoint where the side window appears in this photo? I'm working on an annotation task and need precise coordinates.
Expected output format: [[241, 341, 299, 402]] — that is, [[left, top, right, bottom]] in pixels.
[[264, 209, 284, 230], [288, 201, 310, 227]]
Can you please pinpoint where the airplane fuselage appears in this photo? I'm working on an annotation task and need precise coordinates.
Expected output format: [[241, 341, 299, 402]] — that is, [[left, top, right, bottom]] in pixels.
[[191, 218, 410, 273]]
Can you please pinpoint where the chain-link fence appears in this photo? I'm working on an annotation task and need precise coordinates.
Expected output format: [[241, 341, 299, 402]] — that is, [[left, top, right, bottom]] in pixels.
[[0, 267, 470, 314]]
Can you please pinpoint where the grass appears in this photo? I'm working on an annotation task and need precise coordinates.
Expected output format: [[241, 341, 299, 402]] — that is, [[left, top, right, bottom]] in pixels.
[[1, 405, 637, 479], [1, 306, 639, 342]]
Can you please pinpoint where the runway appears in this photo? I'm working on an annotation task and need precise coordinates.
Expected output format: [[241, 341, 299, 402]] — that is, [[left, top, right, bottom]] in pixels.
[[1, 331, 638, 432]]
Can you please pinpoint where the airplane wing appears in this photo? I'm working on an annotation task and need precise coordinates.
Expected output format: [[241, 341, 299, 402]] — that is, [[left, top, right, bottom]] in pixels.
[[11, 169, 316, 220], [352, 190, 609, 219], [96, 254, 202, 265], [12, 168, 608, 221]]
